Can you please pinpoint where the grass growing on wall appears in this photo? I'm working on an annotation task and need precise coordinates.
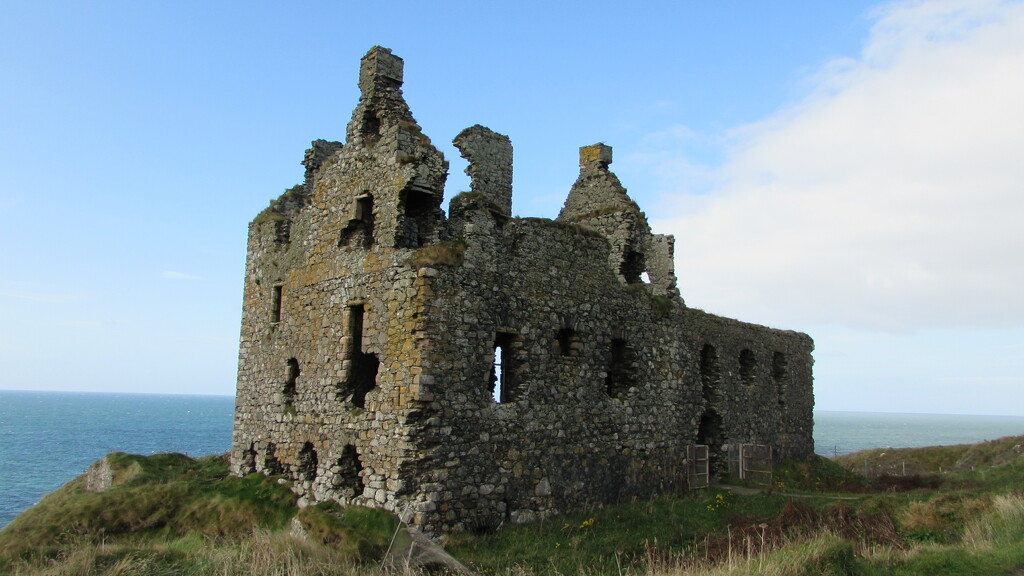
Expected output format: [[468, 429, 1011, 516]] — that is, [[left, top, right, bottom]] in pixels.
[[405, 241, 466, 268]]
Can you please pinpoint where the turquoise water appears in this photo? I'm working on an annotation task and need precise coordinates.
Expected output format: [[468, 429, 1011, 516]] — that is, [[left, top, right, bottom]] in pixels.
[[2, 391, 1023, 529], [0, 390, 234, 529]]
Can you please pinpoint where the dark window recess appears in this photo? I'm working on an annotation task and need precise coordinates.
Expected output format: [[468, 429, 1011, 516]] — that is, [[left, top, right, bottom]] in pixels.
[[361, 110, 381, 146], [340, 193, 374, 248], [297, 442, 318, 482], [339, 304, 379, 408], [274, 219, 292, 244], [620, 250, 646, 284], [333, 444, 365, 497], [350, 353, 380, 409], [283, 358, 299, 408], [262, 443, 283, 475], [271, 285, 283, 323], [697, 409, 725, 475], [772, 352, 788, 405], [605, 338, 636, 398], [556, 328, 581, 357], [739, 349, 756, 386], [239, 443, 257, 475], [490, 332, 517, 403], [699, 344, 721, 403], [398, 187, 435, 248]]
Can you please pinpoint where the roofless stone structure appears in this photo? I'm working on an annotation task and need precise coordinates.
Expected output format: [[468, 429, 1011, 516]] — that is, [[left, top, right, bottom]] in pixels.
[[231, 46, 814, 534]]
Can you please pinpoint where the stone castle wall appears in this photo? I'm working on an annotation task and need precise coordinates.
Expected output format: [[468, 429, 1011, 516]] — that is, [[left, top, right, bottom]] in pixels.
[[231, 46, 814, 534]]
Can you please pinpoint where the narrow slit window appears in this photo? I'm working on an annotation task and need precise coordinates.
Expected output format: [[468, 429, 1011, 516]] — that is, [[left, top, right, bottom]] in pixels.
[[283, 358, 299, 408], [271, 285, 283, 323], [490, 332, 516, 403]]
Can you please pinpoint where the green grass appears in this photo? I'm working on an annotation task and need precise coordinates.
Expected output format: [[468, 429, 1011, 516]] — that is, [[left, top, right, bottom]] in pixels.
[[445, 491, 793, 574], [772, 454, 871, 493], [834, 435, 1024, 482], [0, 452, 297, 571], [2, 444, 1022, 576]]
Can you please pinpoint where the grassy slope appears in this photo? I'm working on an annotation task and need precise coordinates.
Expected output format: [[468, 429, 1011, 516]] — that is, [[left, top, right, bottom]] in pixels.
[[1, 438, 1022, 575], [0, 452, 401, 575]]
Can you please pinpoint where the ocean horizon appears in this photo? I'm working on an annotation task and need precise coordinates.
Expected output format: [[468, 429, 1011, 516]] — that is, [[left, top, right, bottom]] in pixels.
[[2, 389, 1023, 529]]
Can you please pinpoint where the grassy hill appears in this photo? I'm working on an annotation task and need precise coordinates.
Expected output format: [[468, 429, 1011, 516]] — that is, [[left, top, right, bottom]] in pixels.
[[1, 438, 1022, 575]]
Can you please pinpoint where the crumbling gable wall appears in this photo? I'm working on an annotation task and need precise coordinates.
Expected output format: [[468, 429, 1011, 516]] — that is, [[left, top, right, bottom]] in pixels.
[[232, 46, 814, 535], [233, 47, 447, 512], [557, 144, 679, 298]]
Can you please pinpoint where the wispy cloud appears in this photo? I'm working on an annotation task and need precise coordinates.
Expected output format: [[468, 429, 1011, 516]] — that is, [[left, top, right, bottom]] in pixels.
[[160, 270, 203, 281], [2, 291, 75, 304], [652, 0, 1024, 332]]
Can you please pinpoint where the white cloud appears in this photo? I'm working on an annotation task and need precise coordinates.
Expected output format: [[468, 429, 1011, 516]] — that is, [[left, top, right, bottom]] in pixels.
[[160, 270, 203, 281], [653, 0, 1024, 332], [2, 291, 75, 304]]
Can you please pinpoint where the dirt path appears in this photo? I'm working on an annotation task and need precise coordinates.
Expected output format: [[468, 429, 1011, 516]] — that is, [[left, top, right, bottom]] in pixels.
[[713, 483, 861, 500]]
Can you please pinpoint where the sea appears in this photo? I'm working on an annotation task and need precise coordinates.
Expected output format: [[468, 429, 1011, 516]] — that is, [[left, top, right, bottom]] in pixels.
[[2, 389, 1023, 529]]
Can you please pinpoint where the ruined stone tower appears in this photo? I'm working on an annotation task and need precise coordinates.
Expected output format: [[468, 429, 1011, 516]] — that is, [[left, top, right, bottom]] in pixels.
[[231, 46, 814, 534]]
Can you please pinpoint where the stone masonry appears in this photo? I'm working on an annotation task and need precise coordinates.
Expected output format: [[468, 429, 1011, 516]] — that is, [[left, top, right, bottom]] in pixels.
[[231, 46, 815, 534]]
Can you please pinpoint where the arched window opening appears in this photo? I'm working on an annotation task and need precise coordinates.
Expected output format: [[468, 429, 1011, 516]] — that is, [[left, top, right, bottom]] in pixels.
[[739, 349, 756, 386], [772, 352, 788, 406], [298, 442, 318, 483], [605, 338, 636, 398], [620, 250, 646, 284], [333, 444, 365, 498], [490, 332, 517, 403], [283, 358, 300, 409], [262, 442, 283, 475], [699, 344, 721, 403], [556, 328, 581, 357]]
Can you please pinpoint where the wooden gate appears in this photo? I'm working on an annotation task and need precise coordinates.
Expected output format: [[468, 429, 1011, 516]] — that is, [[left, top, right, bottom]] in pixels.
[[727, 444, 773, 486], [686, 444, 710, 490]]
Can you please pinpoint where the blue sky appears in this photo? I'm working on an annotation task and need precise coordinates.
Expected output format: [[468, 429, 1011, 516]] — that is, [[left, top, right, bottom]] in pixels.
[[2, 1, 1022, 416]]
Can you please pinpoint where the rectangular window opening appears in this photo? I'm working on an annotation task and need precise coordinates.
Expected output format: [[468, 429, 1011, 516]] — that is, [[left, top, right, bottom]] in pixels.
[[345, 304, 378, 409], [491, 332, 516, 403], [271, 285, 283, 323]]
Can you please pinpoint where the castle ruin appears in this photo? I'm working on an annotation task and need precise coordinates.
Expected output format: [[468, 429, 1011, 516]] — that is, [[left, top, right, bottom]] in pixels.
[[231, 46, 814, 534]]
